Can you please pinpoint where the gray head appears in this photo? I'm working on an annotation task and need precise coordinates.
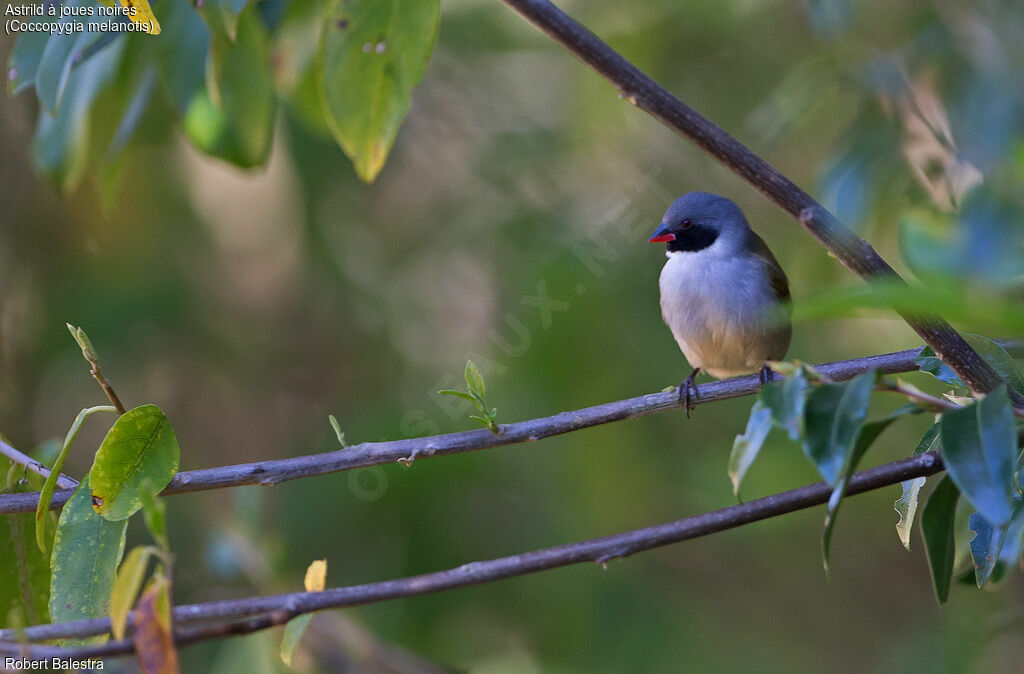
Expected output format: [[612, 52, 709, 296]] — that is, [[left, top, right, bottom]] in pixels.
[[649, 192, 751, 255]]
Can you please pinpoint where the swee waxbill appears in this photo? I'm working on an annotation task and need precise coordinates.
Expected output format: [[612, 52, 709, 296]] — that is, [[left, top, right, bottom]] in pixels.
[[649, 192, 792, 414]]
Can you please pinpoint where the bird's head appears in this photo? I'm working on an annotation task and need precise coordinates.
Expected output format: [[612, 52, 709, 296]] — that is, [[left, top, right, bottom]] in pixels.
[[649, 192, 750, 254]]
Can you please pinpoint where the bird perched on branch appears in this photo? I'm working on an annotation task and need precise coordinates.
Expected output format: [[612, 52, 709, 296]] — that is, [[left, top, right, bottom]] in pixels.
[[649, 192, 791, 415]]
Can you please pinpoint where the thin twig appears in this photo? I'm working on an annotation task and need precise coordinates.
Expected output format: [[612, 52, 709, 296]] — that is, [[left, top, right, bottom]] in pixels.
[[88, 363, 127, 416], [877, 380, 960, 413], [3, 342, 1009, 516], [498, 0, 1024, 410], [67, 324, 127, 415], [0, 437, 78, 490], [0, 450, 945, 655]]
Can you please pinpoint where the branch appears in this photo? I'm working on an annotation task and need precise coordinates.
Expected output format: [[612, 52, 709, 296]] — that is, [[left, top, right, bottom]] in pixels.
[[498, 0, 1024, 410], [3, 342, 1004, 516], [0, 437, 78, 490], [1, 449, 945, 656]]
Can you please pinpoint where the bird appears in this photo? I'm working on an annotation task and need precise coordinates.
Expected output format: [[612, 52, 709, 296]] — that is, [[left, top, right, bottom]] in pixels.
[[649, 192, 792, 415]]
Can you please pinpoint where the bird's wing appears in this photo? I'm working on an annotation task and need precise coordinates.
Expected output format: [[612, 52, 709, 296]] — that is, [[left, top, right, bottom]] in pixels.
[[749, 232, 791, 309]]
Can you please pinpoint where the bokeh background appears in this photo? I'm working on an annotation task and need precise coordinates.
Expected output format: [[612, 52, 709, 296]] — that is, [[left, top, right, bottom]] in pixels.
[[2, 0, 1024, 670]]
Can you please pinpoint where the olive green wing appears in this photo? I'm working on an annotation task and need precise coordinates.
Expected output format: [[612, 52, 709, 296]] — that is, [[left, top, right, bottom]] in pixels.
[[750, 231, 791, 309]]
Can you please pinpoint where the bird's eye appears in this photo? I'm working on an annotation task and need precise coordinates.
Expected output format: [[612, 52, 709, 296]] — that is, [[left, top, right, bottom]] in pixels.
[[680, 219, 692, 229]]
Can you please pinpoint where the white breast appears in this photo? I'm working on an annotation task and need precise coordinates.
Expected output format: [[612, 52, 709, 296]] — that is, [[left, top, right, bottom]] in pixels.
[[659, 249, 788, 378]]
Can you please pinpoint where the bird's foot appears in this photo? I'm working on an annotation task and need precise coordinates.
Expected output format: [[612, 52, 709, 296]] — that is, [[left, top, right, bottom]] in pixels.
[[677, 368, 701, 418], [758, 364, 775, 387]]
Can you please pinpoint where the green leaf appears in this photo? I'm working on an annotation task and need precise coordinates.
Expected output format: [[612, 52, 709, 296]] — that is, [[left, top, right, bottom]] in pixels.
[[155, 0, 211, 111], [728, 399, 773, 498], [183, 5, 276, 167], [895, 423, 941, 551], [822, 404, 917, 573], [32, 33, 125, 191], [49, 475, 129, 644], [802, 370, 876, 486], [198, 0, 250, 41], [915, 334, 1024, 395], [939, 386, 1017, 527], [7, 26, 50, 95], [109, 545, 158, 640], [140, 489, 169, 551], [0, 460, 51, 627], [464, 361, 486, 400], [104, 65, 157, 163], [991, 504, 1024, 584], [792, 279, 1024, 337], [35, 406, 117, 554], [900, 194, 1024, 288], [437, 389, 477, 404], [760, 365, 809, 440], [33, 0, 119, 114], [89, 404, 180, 522], [35, 19, 89, 113], [921, 475, 960, 604], [272, 0, 332, 136], [328, 414, 348, 448], [280, 613, 314, 666], [319, 0, 441, 182], [969, 511, 1004, 588]]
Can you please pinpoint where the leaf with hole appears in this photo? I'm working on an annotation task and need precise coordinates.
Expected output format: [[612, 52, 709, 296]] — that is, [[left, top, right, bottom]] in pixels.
[[89, 405, 180, 522], [319, 0, 441, 182]]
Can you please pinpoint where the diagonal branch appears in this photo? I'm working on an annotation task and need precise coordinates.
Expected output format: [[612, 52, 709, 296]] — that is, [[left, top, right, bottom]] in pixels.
[[0, 450, 945, 656], [0, 437, 79, 490], [498, 0, 1024, 410], [3, 342, 1006, 516]]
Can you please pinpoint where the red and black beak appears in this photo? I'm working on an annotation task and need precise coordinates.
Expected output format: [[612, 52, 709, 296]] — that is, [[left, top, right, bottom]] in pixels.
[[649, 223, 676, 243]]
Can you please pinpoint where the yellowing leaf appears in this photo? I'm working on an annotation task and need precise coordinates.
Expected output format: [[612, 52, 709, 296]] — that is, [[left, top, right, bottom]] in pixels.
[[110, 546, 158, 640], [121, 0, 162, 35], [133, 572, 179, 674], [281, 559, 327, 666], [304, 559, 327, 592]]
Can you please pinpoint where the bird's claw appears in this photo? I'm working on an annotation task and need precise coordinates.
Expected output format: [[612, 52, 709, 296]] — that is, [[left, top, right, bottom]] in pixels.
[[758, 364, 775, 387], [678, 376, 699, 418]]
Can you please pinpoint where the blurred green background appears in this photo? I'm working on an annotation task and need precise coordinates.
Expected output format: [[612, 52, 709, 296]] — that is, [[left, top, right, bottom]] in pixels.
[[2, 0, 1024, 670]]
